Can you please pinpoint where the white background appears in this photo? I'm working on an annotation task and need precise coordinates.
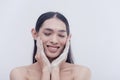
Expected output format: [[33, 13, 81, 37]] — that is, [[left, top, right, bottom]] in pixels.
[[0, 0, 120, 80]]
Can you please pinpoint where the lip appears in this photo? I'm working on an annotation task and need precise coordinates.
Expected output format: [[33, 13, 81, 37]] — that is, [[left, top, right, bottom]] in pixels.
[[46, 45, 60, 53], [47, 45, 60, 48]]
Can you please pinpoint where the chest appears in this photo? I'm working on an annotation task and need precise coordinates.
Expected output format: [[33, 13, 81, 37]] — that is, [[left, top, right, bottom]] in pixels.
[[27, 70, 73, 80], [60, 71, 74, 80]]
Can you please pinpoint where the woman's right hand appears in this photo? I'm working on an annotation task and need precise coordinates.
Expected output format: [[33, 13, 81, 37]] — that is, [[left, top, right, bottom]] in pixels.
[[35, 37, 51, 72]]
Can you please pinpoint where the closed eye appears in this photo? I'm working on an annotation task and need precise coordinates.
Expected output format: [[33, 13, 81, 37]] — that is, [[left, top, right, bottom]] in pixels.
[[58, 34, 65, 38], [44, 33, 51, 36]]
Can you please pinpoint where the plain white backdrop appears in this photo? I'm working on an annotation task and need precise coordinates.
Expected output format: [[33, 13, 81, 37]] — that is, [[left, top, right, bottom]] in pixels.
[[0, 0, 120, 80]]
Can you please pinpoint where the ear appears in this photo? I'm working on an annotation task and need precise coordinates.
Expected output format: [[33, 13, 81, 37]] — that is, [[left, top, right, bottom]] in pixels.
[[31, 28, 38, 40]]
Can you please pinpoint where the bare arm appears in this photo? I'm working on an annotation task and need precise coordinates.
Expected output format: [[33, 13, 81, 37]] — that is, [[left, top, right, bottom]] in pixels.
[[41, 67, 50, 80], [51, 67, 60, 80]]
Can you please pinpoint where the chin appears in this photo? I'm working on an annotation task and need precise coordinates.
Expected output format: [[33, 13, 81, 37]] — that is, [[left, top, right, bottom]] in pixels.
[[46, 52, 60, 58]]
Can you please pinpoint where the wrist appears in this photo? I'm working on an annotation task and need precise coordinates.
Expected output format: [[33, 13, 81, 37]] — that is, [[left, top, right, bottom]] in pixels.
[[51, 66, 60, 73], [42, 66, 50, 73]]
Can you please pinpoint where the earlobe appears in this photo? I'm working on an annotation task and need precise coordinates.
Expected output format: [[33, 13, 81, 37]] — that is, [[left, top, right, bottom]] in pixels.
[[31, 28, 38, 40]]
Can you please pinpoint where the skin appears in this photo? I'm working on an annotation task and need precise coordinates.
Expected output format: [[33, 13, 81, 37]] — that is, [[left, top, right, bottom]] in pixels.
[[10, 18, 91, 80], [38, 18, 68, 62]]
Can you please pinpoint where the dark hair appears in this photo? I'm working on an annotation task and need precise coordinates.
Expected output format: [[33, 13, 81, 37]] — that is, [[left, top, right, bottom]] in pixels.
[[32, 11, 74, 63]]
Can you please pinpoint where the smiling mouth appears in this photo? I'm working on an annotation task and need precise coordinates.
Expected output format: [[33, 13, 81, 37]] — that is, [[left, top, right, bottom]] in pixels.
[[47, 45, 60, 53]]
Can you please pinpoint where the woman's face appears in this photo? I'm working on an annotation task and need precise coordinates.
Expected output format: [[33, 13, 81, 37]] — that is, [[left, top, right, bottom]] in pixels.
[[38, 18, 68, 60]]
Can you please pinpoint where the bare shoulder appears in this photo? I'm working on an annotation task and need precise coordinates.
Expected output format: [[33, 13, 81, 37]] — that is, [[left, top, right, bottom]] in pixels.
[[73, 64, 91, 74], [72, 64, 91, 80], [63, 63, 91, 80], [10, 65, 29, 80]]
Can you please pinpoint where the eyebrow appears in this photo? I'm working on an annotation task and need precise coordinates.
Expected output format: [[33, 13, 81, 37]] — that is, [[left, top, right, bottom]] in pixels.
[[44, 28, 53, 32], [44, 28, 66, 33]]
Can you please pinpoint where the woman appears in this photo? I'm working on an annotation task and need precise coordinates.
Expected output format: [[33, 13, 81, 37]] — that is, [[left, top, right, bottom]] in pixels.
[[10, 12, 91, 80]]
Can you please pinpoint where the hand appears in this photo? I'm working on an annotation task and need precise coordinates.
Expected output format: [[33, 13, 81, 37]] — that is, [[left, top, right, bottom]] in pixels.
[[36, 37, 51, 72], [51, 36, 70, 69]]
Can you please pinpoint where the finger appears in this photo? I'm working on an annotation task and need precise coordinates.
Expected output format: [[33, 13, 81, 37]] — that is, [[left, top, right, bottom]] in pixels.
[[37, 38, 49, 61], [36, 37, 44, 56], [63, 38, 70, 53], [64, 34, 71, 51], [58, 36, 70, 61], [36, 37, 43, 49], [36, 37, 41, 47]]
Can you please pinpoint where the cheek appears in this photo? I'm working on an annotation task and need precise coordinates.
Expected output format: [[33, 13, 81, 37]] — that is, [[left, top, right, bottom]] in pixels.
[[39, 33, 49, 42], [60, 38, 67, 46]]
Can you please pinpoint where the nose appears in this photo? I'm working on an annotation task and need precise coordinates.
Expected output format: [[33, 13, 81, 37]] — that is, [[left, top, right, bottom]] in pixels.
[[50, 35, 58, 45]]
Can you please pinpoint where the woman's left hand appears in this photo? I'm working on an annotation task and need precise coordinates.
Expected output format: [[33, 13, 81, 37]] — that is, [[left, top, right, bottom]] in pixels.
[[51, 36, 70, 69]]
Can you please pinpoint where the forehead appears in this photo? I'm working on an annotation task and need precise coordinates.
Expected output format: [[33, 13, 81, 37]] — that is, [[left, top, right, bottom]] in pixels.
[[41, 18, 66, 31]]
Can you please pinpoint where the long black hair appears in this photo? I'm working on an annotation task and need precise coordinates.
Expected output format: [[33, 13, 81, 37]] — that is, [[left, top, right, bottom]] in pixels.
[[32, 11, 74, 63]]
